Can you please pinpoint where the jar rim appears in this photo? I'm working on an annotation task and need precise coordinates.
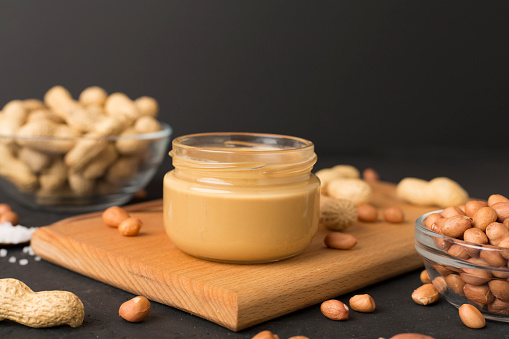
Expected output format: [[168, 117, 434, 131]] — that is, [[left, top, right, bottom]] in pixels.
[[170, 132, 317, 175], [172, 132, 314, 154]]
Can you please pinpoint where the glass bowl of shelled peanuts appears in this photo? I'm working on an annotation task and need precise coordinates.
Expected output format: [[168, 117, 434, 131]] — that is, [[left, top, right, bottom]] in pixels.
[[415, 196, 509, 322], [0, 86, 172, 212]]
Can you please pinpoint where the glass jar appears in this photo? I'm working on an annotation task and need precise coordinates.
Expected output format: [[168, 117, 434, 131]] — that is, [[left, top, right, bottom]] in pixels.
[[163, 132, 320, 263]]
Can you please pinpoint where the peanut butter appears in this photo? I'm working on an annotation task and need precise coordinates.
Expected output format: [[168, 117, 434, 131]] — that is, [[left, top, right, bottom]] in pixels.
[[163, 132, 320, 263]]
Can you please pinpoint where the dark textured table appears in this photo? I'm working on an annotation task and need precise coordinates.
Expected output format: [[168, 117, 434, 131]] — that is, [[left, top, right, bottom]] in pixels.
[[1, 148, 508, 339]]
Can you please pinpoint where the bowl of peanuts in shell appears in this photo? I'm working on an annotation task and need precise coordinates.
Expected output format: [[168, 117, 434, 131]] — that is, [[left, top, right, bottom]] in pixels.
[[415, 194, 509, 322], [0, 86, 172, 212]]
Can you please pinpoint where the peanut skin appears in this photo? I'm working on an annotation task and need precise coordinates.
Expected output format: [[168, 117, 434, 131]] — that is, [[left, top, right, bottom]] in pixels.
[[411, 284, 440, 305], [102, 206, 130, 227], [383, 207, 405, 223], [349, 294, 376, 313], [440, 215, 471, 238], [320, 299, 349, 320], [119, 296, 150, 322], [459, 304, 485, 329], [390, 334, 436, 339], [118, 217, 143, 236], [252, 330, 280, 339], [357, 203, 378, 222], [324, 232, 358, 250], [420, 270, 431, 284]]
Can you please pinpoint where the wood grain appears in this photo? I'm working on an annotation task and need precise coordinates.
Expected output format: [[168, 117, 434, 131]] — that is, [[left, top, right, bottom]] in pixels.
[[30, 181, 434, 331]]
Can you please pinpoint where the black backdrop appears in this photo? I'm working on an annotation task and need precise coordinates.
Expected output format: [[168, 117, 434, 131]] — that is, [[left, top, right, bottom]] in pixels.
[[1, 1, 508, 155]]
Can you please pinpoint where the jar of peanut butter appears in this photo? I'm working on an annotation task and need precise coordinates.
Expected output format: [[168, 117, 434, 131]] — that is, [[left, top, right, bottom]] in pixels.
[[163, 132, 320, 263]]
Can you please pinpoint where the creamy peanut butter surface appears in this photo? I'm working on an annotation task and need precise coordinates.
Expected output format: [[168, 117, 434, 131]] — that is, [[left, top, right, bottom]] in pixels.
[[164, 171, 319, 263]]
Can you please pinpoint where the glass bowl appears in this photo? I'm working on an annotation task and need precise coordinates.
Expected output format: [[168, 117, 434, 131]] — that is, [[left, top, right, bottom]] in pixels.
[[415, 210, 509, 322], [0, 122, 172, 212]]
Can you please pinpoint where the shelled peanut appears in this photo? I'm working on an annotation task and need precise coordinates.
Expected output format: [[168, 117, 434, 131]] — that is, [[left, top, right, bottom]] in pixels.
[[423, 194, 509, 316], [0, 86, 163, 199], [102, 206, 142, 236], [119, 296, 151, 322]]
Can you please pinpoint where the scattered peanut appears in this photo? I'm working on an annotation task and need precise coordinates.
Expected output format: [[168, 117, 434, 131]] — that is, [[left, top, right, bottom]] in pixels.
[[411, 284, 439, 305], [324, 232, 358, 250], [383, 207, 405, 223], [0, 278, 84, 328], [431, 276, 447, 294], [0, 203, 12, 214], [0, 210, 19, 225], [119, 295, 150, 322], [320, 299, 349, 320], [102, 206, 130, 228], [251, 330, 279, 339], [458, 304, 485, 329], [420, 270, 431, 284], [0, 203, 19, 225], [357, 203, 378, 222], [349, 294, 376, 313], [390, 334, 436, 339], [118, 217, 143, 236]]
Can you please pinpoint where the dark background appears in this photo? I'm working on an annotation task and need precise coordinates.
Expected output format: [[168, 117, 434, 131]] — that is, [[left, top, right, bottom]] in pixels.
[[1, 1, 508, 156], [2, 3, 509, 338]]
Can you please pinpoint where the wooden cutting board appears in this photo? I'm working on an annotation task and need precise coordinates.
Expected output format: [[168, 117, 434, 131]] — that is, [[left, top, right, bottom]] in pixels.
[[30, 181, 434, 331]]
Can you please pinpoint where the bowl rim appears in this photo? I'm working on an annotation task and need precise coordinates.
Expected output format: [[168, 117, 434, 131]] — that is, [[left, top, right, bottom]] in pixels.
[[0, 121, 172, 142], [416, 209, 509, 271]]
